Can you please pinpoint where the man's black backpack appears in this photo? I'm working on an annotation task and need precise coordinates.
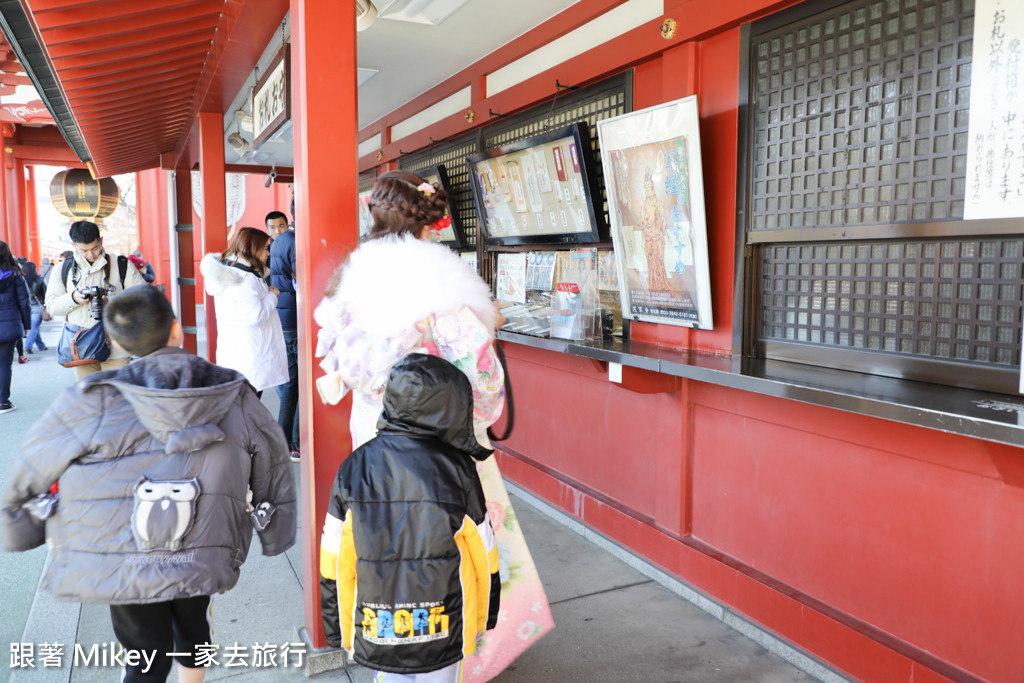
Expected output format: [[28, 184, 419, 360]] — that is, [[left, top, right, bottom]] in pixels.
[[61, 254, 129, 293]]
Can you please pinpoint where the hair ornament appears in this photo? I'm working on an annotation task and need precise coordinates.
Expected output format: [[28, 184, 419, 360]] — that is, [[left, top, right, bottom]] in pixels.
[[417, 182, 436, 195], [432, 214, 451, 233]]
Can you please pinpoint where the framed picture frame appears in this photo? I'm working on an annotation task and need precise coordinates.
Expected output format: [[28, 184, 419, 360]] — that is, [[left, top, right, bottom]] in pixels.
[[597, 95, 713, 329], [419, 164, 469, 249]]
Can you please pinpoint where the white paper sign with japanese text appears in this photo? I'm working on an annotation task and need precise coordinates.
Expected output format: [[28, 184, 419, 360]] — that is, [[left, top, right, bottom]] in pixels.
[[965, 0, 1024, 220]]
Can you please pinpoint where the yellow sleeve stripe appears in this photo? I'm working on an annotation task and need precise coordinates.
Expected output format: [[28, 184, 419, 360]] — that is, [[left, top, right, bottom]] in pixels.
[[487, 544, 499, 574], [337, 510, 358, 650], [320, 550, 339, 579], [457, 514, 496, 654], [454, 519, 479, 658]]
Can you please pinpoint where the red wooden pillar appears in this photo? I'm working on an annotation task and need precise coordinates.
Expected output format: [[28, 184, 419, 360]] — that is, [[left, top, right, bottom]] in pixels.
[[291, 0, 359, 647], [198, 112, 227, 362], [137, 168, 171, 287], [0, 142, 7, 244], [26, 165, 38, 264], [174, 169, 198, 354], [12, 159, 27, 258]]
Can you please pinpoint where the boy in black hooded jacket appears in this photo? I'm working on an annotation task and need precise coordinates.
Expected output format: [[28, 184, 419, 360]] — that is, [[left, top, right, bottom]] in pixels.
[[319, 353, 500, 681]]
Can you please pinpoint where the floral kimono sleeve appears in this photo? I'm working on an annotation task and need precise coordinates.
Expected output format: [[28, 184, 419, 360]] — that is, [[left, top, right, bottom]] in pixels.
[[314, 297, 421, 407], [417, 305, 505, 446]]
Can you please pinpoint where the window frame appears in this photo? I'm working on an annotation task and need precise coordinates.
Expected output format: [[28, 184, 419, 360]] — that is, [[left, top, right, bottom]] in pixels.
[[735, 0, 1023, 395]]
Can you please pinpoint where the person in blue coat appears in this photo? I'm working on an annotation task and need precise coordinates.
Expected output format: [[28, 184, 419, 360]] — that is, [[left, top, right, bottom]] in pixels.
[[0, 241, 31, 413]]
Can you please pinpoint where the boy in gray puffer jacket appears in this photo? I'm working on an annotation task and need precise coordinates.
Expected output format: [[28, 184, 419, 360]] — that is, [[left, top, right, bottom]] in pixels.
[[1, 284, 296, 683]]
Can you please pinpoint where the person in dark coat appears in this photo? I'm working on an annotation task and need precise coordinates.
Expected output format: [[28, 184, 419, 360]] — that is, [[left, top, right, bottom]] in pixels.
[[131, 250, 156, 284], [21, 261, 47, 354], [267, 209, 300, 458], [0, 241, 31, 413], [38, 257, 53, 283]]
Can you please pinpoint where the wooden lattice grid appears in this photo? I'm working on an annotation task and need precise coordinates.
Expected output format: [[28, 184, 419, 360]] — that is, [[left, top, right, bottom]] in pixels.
[[750, 0, 975, 232], [759, 236, 1022, 365]]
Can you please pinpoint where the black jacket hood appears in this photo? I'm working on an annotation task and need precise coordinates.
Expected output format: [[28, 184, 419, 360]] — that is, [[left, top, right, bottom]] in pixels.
[[376, 353, 493, 460]]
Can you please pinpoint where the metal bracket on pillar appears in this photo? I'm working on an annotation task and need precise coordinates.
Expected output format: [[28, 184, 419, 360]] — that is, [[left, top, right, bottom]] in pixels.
[[175, 223, 194, 232], [181, 325, 198, 335], [177, 277, 196, 286]]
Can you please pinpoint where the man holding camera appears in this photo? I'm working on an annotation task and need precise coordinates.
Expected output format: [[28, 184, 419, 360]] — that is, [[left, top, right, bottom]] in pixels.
[[46, 221, 149, 379]]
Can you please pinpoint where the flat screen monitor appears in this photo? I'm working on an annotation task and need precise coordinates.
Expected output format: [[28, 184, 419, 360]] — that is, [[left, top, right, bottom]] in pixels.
[[419, 164, 469, 249], [467, 123, 606, 247]]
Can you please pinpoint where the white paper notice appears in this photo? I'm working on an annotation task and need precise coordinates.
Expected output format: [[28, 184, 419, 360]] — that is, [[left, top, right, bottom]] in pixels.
[[496, 253, 528, 304], [1019, 343, 1024, 393], [460, 251, 478, 274], [965, 0, 1024, 220]]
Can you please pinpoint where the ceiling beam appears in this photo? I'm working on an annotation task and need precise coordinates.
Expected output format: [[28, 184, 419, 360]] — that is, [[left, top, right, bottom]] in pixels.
[[10, 142, 79, 162], [0, 0, 89, 162]]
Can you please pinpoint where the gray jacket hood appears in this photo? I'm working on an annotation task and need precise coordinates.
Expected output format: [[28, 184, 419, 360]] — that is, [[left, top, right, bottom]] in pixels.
[[377, 353, 492, 460], [81, 347, 249, 453]]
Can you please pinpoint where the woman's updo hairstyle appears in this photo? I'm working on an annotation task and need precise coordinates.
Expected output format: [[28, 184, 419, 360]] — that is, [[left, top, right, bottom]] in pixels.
[[367, 170, 450, 240]]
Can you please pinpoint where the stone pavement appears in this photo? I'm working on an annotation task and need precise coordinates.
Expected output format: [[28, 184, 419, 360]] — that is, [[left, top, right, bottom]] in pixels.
[[1, 318, 845, 682]]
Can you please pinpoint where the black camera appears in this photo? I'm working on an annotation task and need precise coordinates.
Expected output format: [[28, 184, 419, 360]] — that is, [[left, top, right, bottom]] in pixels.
[[78, 285, 110, 320]]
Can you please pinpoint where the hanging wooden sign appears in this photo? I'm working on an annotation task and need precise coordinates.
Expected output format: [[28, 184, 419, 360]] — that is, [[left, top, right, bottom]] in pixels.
[[252, 45, 291, 149]]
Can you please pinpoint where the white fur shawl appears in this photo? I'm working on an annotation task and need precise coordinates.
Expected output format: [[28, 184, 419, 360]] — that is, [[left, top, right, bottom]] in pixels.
[[317, 235, 495, 338]]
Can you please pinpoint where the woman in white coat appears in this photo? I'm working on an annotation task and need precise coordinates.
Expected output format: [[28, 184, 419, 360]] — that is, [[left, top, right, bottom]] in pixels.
[[201, 227, 288, 396]]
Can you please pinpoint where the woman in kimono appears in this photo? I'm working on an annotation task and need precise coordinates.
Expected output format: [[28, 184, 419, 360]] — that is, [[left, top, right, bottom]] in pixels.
[[315, 170, 552, 681]]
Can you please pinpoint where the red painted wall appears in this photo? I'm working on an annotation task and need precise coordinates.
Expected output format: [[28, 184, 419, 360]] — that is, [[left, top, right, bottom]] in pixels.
[[342, 1, 1022, 681], [690, 386, 1024, 681], [491, 24, 1021, 683]]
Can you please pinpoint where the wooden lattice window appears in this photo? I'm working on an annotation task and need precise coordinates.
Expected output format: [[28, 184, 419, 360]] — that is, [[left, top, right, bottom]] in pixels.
[[358, 169, 376, 194], [743, 0, 1023, 394]]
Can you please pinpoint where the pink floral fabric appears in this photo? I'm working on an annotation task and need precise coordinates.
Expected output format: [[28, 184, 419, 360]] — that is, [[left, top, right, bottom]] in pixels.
[[464, 457, 555, 681], [315, 303, 504, 448]]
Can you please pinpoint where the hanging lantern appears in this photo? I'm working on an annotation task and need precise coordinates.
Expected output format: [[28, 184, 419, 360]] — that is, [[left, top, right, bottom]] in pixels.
[[49, 168, 119, 222]]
